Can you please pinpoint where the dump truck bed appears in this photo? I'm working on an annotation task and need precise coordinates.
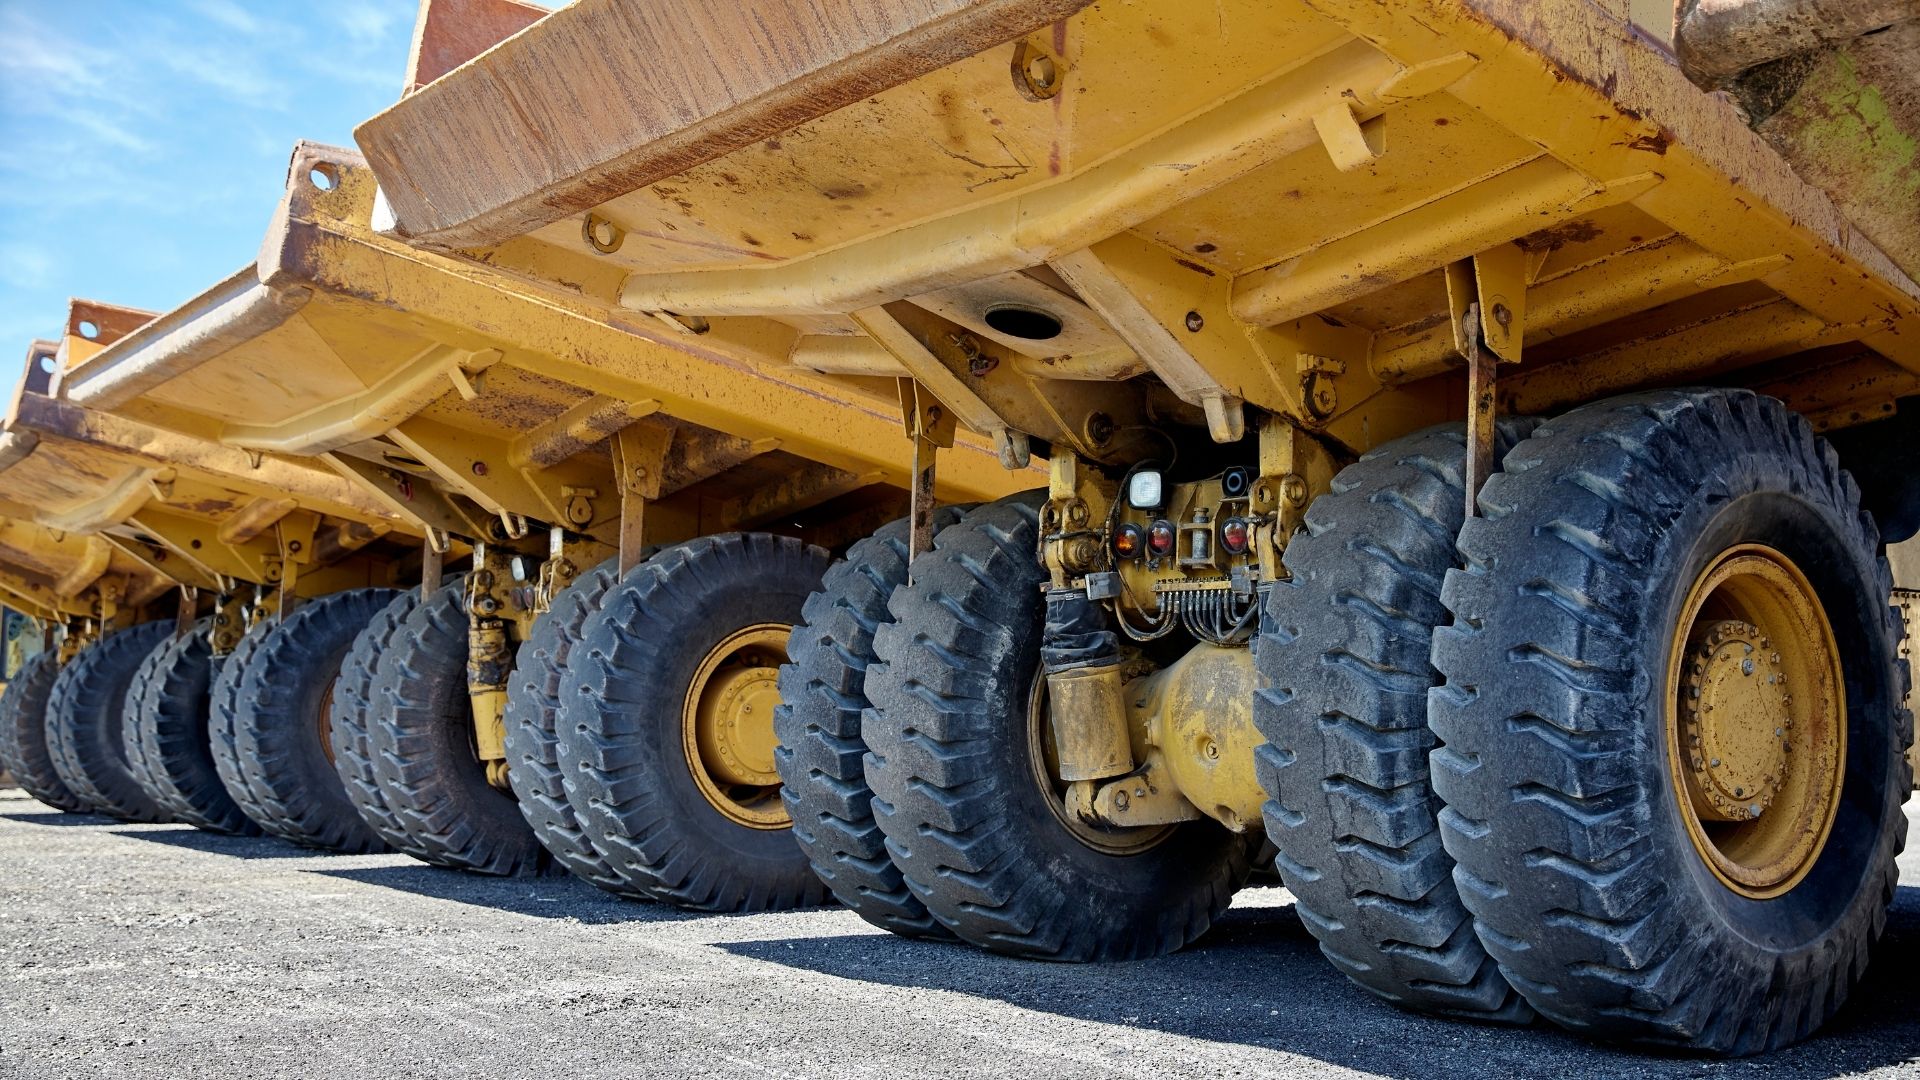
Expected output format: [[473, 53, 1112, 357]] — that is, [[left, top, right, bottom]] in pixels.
[[0, 515, 171, 623], [357, 0, 1919, 456], [6, 307, 423, 599], [57, 145, 1029, 555]]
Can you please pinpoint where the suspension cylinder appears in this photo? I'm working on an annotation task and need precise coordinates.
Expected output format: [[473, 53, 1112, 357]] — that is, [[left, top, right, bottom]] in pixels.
[[1041, 588, 1134, 782]]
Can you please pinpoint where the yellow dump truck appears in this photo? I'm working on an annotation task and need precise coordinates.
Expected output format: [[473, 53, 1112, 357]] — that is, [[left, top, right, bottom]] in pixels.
[[344, 0, 1916, 1054], [0, 0, 1912, 1058], [0, 305, 443, 848], [51, 135, 1027, 896]]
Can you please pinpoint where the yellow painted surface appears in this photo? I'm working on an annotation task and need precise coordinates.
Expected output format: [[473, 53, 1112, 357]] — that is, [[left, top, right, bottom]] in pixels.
[[374, 0, 1919, 458]]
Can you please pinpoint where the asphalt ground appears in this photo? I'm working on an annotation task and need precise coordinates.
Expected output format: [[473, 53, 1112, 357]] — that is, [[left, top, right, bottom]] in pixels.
[[1, 788, 1916, 1079]]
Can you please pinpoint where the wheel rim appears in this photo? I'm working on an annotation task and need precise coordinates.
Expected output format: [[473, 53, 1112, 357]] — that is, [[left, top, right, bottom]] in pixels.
[[317, 677, 338, 767], [681, 624, 790, 830], [1026, 666, 1170, 856], [1665, 544, 1845, 899]]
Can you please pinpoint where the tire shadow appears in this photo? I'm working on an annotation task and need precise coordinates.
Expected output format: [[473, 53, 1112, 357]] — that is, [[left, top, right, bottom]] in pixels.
[[0, 810, 121, 827], [303, 863, 706, 926], [718, 885, 1920, 1079], [107, 824, 316, 859]]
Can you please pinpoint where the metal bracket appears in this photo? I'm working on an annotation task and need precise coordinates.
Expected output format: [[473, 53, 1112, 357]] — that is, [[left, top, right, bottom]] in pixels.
[[174, 585, 199, 639], [898, 379, 957, 565], [209, 588, 249, 656], [612, 423, 672, 577], [1447, 248, 1528, 517]]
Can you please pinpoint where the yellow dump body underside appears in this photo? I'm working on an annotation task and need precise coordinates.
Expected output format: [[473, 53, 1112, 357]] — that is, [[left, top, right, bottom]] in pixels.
[[358, 0, 1920, 458], [56, 146, 1031, 555], [5, 311, 422, 601]]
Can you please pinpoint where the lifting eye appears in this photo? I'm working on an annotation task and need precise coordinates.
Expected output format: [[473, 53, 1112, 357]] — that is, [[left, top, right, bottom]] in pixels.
[[1113, 523, 1145, 560], [1147, 519, 1177, 556]]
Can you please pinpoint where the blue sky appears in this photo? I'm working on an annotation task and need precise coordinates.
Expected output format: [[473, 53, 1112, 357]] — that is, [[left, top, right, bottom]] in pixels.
[[0, 0, 416, 387]]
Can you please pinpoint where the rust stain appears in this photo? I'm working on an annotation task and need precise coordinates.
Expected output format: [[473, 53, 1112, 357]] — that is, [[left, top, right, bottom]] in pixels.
[[1517, 219, 1604, 252], [1624, 131, 1673, 155], [1173, 257, 1217, 277]]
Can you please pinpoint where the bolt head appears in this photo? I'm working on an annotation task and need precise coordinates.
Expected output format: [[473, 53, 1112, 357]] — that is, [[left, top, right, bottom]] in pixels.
[[1184, 310, 1205, 332]]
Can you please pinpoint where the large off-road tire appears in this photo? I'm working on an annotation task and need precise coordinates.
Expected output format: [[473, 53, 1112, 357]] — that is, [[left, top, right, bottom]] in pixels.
[[0, 651, 83, 812], [122, 622, 259, 835], [774, 509, 968, 938], [209, 621, 282, 832], [1255, 423, 1533, 1022], [45, 622, 173, 822], [329, 589, 445, 863], [865, 494, 1253, 961], [505, 559, 642, 894], [232, 589, 399, 853], [561, 533, 831, 910], [1432, 389, 1912, 1054], [370, 577, 552, 875], [118, 633, 174, 807]]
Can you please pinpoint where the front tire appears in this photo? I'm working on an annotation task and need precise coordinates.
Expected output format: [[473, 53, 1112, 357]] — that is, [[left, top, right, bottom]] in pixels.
[[1431, 389, 1911, 1053]]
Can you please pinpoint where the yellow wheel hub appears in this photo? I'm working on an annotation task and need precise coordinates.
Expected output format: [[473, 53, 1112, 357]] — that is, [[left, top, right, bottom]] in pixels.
[[682, 624, 791, 830], [1029, 669, 1168, 856], [1666, 545, 1844, 899]]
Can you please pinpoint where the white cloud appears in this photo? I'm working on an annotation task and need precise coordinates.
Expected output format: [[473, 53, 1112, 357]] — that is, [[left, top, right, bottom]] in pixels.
[[187, 0, 267, 35], [333, 2, 402, 48], [0, 243, 56, 290]]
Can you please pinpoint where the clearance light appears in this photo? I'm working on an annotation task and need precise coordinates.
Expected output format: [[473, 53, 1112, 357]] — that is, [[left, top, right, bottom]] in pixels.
[[1147, 519, 1177, 556], [1220, 517, 1250, 555]]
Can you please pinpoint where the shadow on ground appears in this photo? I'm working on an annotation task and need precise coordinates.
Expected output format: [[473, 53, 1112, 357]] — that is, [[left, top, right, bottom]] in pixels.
[[721, 885, 1920, 1080], [1, 810, 122, 828], [303, 863, 702, 926], [108, 825, 317, 859]]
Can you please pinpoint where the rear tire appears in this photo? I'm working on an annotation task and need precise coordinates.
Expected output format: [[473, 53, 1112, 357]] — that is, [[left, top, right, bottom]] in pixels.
[[865, 495, 1252, 960], [0, 651, 82, 812], [209, 621, 282, 833], [775, 509, 968, 938], [233, 589, 399, 853], [370, 577, 553, 875], [1254, 423, 1532, 1021], [122, 621, 259, 835], [561, 533, 830, 911], [1432, 389, 1910, 1053], [45, 622, 172, 822], [329, 589, 446, 863], [505, 559, 643, 894]]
